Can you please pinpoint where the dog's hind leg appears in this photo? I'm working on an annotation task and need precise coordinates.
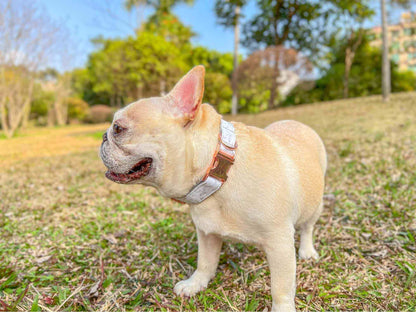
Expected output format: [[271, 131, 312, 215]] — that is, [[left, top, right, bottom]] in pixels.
[[265, 226, 297, 312], [298, 201, 322, 260]]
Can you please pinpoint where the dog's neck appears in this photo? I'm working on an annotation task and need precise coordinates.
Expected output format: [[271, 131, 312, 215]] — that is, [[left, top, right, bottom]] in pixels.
[[187, 104, 222, 186], [154, 104, 229, 201], [168, 105, 237, 204]]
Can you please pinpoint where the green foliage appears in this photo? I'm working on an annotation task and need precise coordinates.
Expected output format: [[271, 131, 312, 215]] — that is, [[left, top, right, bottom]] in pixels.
[[392, 70, 416, 92], [242, 0, 324, 56], [144, 12, 194, 47], [188, 46, 234, 77], [326, 0, 374, 25], [125, 0, 195, 47], [66, 97, 89, 121], [67, 3, 236, 112], [240, 0, 330, 108], [87, 31, 187, 106], [390, 0, 412, 8], [282, 81, 318, 106], [236, 46, 312, 111], [31, 85, 54, 119], [87, 38, 133, 106], [70, 68, 106, 105], [78, 24, 234, 110], [203, 72, 232, 114], [238, 88, 270, 113], [284, 36, 416, 105], [124, 0, 194, 14], [215, 0, 247, 27]]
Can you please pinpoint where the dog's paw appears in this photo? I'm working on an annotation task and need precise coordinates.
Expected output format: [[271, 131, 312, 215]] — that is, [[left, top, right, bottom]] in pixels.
[[174, 276, 208, 297], [299, 246, 319, 260], [271, 302, 296, 312]]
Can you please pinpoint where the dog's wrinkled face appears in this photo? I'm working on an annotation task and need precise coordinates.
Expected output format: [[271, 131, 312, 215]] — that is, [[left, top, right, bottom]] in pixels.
[[100, 66, 205, 194]]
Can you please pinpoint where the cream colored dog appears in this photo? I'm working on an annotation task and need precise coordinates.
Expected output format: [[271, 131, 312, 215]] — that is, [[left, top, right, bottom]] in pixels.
[[100, 66, 326, 312]]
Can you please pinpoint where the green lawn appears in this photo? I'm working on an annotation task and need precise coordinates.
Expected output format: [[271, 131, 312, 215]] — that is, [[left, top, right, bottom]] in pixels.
[[1, 93, 415, 311]]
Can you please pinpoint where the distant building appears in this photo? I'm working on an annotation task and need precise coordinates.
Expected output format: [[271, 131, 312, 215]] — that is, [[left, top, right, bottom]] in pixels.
[[369, 12, 416, 72]]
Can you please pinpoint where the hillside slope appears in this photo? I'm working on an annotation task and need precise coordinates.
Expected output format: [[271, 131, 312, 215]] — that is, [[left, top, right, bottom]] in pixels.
[[0, 92, 415, 311]]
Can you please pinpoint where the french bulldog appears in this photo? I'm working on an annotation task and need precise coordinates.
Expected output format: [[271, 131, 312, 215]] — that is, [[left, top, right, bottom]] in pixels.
[[100, 65, 327, 312]]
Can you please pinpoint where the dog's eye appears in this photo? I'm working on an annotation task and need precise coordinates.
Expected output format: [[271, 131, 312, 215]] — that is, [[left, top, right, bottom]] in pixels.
[[113, 122, 126, 135]]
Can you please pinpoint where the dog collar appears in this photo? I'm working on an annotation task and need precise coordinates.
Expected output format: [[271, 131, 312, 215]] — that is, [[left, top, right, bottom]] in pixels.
[[173, 119, 237, 205]]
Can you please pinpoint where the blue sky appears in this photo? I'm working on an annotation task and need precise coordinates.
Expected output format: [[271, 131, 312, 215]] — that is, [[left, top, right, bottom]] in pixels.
[[37, 0, 258, 69], [37, 0, 414, 70]]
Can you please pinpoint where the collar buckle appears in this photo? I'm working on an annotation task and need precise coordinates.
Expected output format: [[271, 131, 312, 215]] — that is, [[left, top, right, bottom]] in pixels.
[[208, 148, 235, 182]]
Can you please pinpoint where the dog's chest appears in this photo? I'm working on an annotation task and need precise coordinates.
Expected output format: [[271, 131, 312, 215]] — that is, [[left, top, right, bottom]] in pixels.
[[190, 205, 255, 243], [191, 207, 223, 235]]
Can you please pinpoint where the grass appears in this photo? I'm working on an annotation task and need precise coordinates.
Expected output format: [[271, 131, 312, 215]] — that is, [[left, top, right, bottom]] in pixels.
[[1, 92, 416, 311]]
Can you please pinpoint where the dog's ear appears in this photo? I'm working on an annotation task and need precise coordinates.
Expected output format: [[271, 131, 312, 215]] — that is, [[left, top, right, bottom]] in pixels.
[[165, 65, 205, 125]]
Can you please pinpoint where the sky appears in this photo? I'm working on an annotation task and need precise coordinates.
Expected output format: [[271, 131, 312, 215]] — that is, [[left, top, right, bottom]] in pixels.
[[37, 0, 258, 69], [37, 0, 415, 70]]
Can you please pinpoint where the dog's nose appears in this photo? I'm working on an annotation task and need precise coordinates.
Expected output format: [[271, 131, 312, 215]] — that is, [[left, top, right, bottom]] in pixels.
[[102, 132, 108, 143]]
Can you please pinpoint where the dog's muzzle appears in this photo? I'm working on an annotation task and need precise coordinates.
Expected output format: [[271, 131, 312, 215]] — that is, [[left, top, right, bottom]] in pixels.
[[102, 132, 108, 143]]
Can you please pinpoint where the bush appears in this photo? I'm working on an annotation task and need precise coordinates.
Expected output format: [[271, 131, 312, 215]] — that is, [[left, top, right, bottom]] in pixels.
[[85, 105, 114, 123], [392, 70, 416, 92], [284, 38, 416, 106], [66, 97, 89, 121], [31, 87, 54, 118], [282, 81, 318, 106], [238, 88, 270, 113], [203, 72, 232, 114]]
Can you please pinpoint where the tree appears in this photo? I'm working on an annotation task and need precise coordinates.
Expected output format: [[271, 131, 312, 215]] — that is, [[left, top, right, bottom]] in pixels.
[[143, 12, 195, 47], [124, 0, 194, 45], [380, 0, 390, 101], [237, 46, 312, 112], [88, 38, 133, 106], [242, 0, 329, 109], [125, 0, 196, 50], [215, 0, 247, 115], [283, 39, 416, 105], [0, 67, 34, 137], [86, 31, 187, 106], [326, 0, 374, 98], [187, 46, 234, 77], [204, 72, 233, 114], [124, 0, 194, 14], [71, 68, 106, 105], [48, 73, 73, 126], [0, 0, 69, 137], [379, 0, 412, 102]]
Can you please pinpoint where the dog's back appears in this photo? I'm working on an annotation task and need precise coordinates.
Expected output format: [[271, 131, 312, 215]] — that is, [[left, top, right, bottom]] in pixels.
[[265, 120, 326, 173], [265, 120, 326, 227]]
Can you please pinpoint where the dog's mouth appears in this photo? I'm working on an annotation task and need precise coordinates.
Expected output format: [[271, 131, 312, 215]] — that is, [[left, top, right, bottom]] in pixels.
[[105, 158, 153, 183]]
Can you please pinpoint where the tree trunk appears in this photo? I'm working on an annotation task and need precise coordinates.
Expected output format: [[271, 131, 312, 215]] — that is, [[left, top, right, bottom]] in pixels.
[[0, 97, 12, 138], [269, 49, 279, 110], [231, 5, 240, 116], [343, 31, 363, 99], [117, 95, 121, 108], [380, 0, 391, 102], [20, 80, 34, 128], [344, 47, 352, 98], [47, 106, 55, 127], [160, 79, 166, 96], [21, 103, 31, 128], [54, 99, 66, 126]]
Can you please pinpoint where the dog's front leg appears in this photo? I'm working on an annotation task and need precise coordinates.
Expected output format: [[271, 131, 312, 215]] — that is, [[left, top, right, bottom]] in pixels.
[[265, 227, 297, 312], [174, 228, 222, 297]]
